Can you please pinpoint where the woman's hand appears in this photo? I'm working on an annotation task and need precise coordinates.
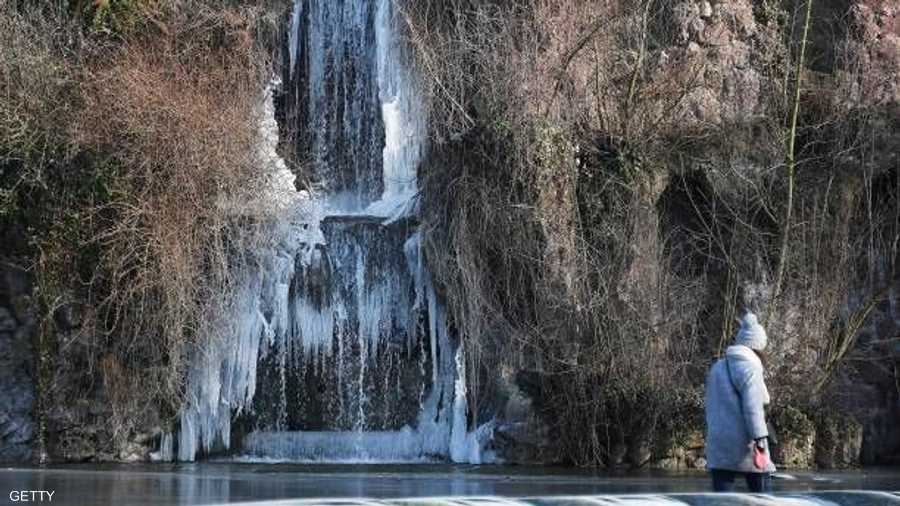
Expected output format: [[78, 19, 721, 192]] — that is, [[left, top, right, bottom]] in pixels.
[[753, 437, 770, 470], [754, 437, 767, 451]]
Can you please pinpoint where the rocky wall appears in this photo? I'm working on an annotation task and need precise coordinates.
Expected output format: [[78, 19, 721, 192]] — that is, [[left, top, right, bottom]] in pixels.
[[0, 264, 35, 462]]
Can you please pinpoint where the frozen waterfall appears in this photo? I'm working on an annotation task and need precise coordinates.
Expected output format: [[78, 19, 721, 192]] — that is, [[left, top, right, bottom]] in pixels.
[[173, 0, 493, 464]]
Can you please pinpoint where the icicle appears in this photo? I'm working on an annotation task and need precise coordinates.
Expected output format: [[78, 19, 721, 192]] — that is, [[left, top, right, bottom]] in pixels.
[[450, 346, 469, 462], [176, 78, 305, 461], [292, 297, 334, 354], [150, 432, 174, 462], [364, 0, 426, 219], [288, 0, 302, 78], [176, 0, 496, 464]]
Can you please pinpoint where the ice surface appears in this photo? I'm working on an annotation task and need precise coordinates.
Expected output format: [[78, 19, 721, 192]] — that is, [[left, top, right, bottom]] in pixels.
[[200, 493, 900, 506], [6, 463, 900, 505]]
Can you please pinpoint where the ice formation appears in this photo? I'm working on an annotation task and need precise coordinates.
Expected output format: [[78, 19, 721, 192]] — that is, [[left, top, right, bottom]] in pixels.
[[173, 0, 491, 464], [366, 0, 425, 219]]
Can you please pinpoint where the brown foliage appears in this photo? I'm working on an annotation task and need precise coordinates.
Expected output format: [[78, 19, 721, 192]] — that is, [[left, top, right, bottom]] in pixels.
[[76, 8, 271, 430], [1, 1, 285, 455]]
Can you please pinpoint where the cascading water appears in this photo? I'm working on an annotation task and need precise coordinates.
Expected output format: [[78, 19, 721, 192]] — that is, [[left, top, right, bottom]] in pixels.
[[171, 0, 493, 464]]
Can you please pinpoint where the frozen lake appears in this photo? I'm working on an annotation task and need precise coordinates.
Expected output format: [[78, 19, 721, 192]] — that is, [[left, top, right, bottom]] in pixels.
[[2, 464, 899, 505]]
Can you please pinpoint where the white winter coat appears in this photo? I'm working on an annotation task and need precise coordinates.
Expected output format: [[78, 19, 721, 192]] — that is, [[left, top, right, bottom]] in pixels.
[[704, 345, 776, 473]]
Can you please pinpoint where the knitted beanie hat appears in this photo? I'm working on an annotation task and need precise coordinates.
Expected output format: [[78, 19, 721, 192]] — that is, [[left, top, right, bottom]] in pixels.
[[735, 312, 768, 351]]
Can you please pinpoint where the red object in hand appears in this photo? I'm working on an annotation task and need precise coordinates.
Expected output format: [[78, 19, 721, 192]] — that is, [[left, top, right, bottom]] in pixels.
[[753, 444, 769, 470]]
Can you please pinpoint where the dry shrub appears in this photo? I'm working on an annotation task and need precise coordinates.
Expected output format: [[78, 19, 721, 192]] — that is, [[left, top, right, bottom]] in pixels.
[[405, 0, 899, 466], [69, 3, 279, 438], [403, 0, 701, 465], [1, 1, 285, 455], [403, 0, 710, 466]]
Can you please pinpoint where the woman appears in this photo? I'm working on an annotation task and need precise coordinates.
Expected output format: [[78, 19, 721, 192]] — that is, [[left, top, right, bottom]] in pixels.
[[705, 312, 775, 492]]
